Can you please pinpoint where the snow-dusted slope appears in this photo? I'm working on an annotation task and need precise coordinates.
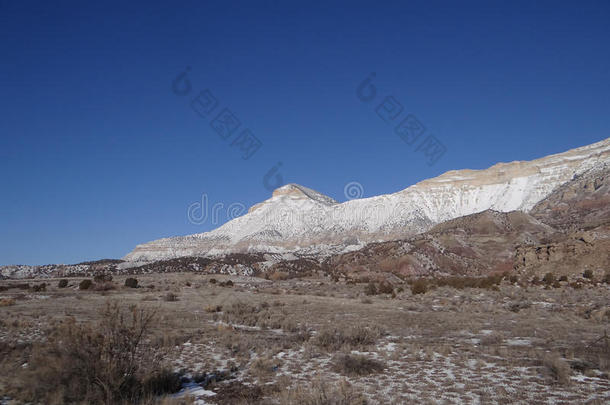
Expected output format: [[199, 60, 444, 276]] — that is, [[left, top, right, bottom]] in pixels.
[[124, 138, 610, 262]]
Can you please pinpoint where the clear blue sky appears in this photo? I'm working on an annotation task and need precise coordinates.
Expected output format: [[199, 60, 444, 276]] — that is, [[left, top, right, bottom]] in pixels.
[[1, 0, 609, 265]]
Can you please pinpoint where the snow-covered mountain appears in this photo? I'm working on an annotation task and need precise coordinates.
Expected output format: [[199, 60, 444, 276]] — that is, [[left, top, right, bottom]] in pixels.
[[124, 138, 610, 262]]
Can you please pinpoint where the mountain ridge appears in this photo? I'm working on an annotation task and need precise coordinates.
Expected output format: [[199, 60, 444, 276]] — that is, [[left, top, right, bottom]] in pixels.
[[123, 138, 610, 262], [3, 160, 608, 279]]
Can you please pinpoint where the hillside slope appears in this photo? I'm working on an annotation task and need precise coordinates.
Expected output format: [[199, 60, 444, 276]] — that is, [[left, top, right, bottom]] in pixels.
[[124, 138, 610, 262]]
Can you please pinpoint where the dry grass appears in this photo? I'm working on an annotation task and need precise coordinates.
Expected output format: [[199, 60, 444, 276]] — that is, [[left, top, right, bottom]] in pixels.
[[0, 298, 15, 306], [331, 353, 385, 376], [406, 274, 506, 295], [481, 332, 504, 346], [278, 378, 367, 405], [125, 278, 139, 288], [410, 279, 428, 295], [269, 271, 290, 281], [163, 292, 178, 302], [8, 301, 180, 404], [1, 272, 609, 404], [541, 353, 572, 385], [93, 281, 116, 291], [313, 324, 382, 351], [364, 282, 377, 296], [205, 304, 222, 313], [250, 356, 280, 381], [221, 300, 295, 330]]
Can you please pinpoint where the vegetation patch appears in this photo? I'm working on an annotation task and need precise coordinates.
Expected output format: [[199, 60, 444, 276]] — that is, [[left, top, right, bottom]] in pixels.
[[11, 302, 180, 404], [331, 353, 385, 376]]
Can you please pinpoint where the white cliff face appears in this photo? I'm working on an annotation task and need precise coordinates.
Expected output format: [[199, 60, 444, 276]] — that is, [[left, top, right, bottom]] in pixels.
[[123, 138, 610, 262]]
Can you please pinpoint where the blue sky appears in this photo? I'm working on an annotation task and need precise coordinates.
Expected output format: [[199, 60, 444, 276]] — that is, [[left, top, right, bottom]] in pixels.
[[1, 0, 609, 265]]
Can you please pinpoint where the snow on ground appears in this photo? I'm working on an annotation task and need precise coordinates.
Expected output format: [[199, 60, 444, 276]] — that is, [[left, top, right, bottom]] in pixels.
[[165, 333, 610, 404]]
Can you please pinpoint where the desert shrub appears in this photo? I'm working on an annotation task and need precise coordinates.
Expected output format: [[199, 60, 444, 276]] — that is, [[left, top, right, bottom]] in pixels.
[[435, 276, 464, 289], [569, 281, 583, 289], [223, 301, 263, 327], [267, 287, 282, 295], [552, 281, 561, 288], [509, 275, 519, 284], [583, 269, 594, 279], [531, 276, 540, 285], [313, 324, 381, 351], [125, 278, 138, 288], [543, 272, 555, 285], [410, 279, 428, 295], [269, 271, 290, 281], [250, 356, 281, 378], [79, 279, 93, 290], [204, 305, 222, 313], [364, 282, 377, 296], [604, 272, 610, 284], [278, 378, 366, 405], [14, 302, 177, 404], [57, 279, 68, 288], [219, 280, 234, 287], [377, 281, 393, 295], [559, 275, 568, 282], [94, 274, 113, 283], [281, 318, 302, 334], [541, 353, 571, 385], [163, 293, 178, 302], [0, 298, 15, 307], [430, 274, 503, 290], [508, 300, 531, 313], [209, 278, 217, 284], [331, 353, 385, 376], [31, 283, 47, 292], [481, 332, 504, 346], [222, 301, 295, 330], [477, 274, 503, 289], [141, 369, 182, 396]]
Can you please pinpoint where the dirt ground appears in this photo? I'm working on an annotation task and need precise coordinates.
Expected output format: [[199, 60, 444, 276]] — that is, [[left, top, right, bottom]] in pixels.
[[1, 273, 609, 404]]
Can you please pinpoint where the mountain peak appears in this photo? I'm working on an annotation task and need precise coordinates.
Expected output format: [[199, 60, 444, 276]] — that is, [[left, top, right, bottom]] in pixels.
[[247, 183, 338, 214], [271, 183, 338, 205]]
